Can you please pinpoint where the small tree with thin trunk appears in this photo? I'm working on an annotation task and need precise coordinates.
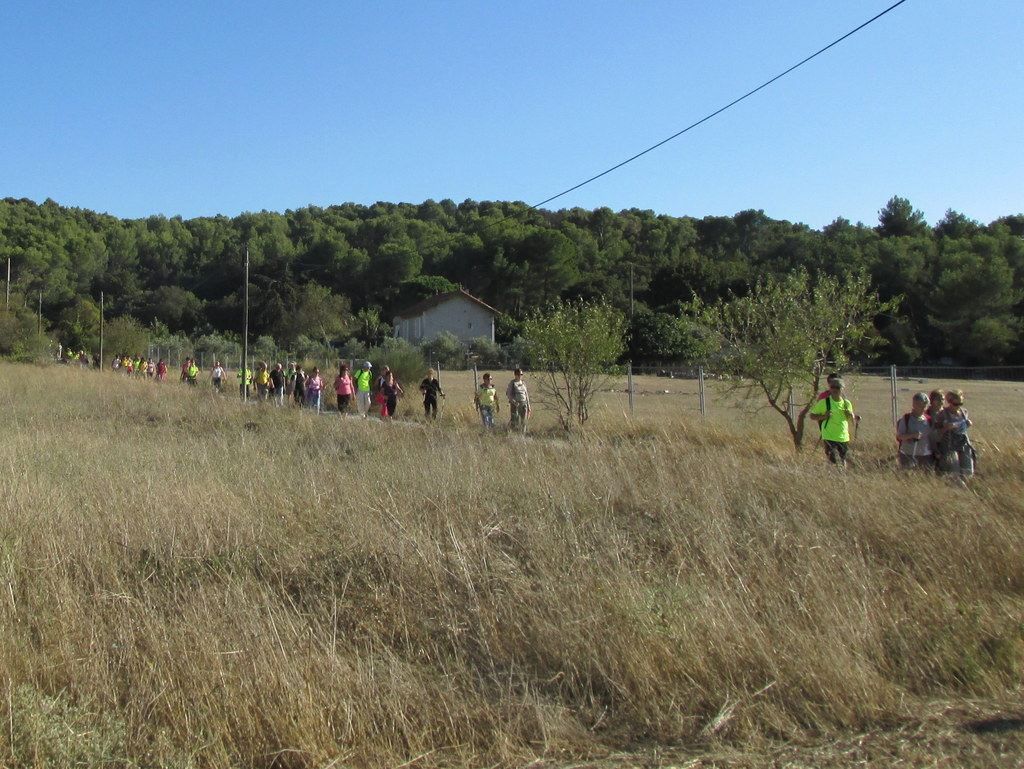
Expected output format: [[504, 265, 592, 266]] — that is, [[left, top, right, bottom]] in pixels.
[[700, 268, 897, 450], [522, 300, 626, 430]]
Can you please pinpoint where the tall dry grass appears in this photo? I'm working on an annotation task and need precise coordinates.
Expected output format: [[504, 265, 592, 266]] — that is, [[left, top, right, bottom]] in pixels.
[[0, 363, 1022, 767]]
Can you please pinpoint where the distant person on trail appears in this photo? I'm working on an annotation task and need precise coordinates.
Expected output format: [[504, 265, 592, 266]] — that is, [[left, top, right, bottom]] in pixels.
[[895, 392, 933, 470], [933, 389, 975, 482], [506, 368, 530, 433], [334, 364, 354, 415], [926, 389, 945, 459], [379, 369, 403, 422], [809, 377, 856, 467], [353, 361, 374, 418], [305, 367, 325, 413], [419, 368, 445, 419], [292, 365, 306, 407], [474, 373, 498, 428], [270, 363, 286, 405], [237, 365, 252, 398], [211, 362, 225, 391], [254, 361, 271, 400]]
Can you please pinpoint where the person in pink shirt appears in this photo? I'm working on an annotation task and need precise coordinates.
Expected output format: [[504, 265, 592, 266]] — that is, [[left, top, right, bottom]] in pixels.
[[305, 367, 325, 414], [333, 364, 354, 416]]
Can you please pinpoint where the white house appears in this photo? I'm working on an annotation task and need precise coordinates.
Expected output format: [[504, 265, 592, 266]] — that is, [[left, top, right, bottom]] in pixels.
[[393, 289, 498, 344]]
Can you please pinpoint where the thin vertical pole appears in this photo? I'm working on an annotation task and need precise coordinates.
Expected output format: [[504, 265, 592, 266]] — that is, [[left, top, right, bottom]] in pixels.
[[5, 257, 10, 309], [698, 365, 707, 419], [99, 291, 104, 369], [627, 362, 634, 417], [241, 245, 249, 400], [890, 365, 898, 428]]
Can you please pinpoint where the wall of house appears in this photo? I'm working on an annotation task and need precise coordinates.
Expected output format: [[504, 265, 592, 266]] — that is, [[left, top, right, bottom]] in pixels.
[[395, 297, 494, 344]]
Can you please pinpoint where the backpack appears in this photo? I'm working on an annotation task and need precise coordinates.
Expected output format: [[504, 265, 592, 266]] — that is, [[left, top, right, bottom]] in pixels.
[[897, 411, 930, 445]]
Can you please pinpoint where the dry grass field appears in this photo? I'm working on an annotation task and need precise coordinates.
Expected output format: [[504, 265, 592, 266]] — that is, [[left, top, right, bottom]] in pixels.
[[1, 362, 1023, 768]]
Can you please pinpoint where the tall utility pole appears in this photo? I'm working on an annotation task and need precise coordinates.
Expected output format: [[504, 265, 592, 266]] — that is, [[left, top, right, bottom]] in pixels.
[[241, 245, 249, 400], [99, 291, 104, 370]]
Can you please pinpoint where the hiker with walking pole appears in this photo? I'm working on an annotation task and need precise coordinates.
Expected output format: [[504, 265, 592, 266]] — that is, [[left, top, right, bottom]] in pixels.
[[809, 377, 857, 468], [419, 368, 445, 420]]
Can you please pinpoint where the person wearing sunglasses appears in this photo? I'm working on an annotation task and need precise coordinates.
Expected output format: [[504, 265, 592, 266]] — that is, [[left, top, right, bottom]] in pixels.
[[933, 389, 975, 481], [809, 378, 857, 467]]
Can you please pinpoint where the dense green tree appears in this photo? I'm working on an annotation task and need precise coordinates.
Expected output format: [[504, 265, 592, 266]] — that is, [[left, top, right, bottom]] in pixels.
[[2, 195, 1023, 366], [877, 196, 928, 239]]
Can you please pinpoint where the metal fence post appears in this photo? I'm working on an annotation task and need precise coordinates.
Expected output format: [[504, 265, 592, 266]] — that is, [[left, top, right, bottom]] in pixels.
[[890, 364, 898, 428], [627, 362, 634, 417], [698, 365, 706, 418]]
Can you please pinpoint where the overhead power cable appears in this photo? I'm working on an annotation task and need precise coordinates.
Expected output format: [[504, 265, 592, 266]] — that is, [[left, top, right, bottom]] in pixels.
[[530, 0, 911, 210]]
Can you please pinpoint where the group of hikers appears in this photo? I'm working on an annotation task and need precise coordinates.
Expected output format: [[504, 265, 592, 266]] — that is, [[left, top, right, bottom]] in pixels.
[[812, 372, 977, 481], [107, 354, 534, 431], [99, 355, 979, 465]]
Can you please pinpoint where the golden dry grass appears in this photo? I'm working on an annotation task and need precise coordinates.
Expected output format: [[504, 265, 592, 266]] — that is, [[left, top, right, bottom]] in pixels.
[[1, 363, 1022, 768]]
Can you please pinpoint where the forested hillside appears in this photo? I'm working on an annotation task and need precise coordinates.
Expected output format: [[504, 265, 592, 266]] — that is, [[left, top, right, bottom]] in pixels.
[[1, 196, 1022, 364]]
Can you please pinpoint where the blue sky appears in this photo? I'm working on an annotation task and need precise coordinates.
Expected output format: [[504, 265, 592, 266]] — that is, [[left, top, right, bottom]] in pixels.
[[3, 1, 1021, 229]]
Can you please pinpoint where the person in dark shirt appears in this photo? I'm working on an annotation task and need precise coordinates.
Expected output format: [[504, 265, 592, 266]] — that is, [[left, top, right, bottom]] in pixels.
[[419, 368, 445, 419]]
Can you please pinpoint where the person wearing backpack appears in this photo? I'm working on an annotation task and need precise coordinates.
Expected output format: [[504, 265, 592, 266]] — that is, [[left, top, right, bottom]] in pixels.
[[353, 361, 374, 419], [895, 392, 933, 470], [809, 377, 856, 467]]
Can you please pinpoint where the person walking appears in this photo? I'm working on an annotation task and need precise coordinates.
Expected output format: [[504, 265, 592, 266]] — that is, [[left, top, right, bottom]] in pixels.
[[933, 389, 975, 481], [895, 392, 933, 470], [285, 362, 297, 402], [809, 377, 856, 467], [237, 364, 252, 399], [292, 365, 306, 408], [506, 368, 530, 433], [353, 361, 374, 418], [419, 368, 445, 419], [211, 361, 225, 391], [925, 389, 945, 459], [254, 361, 271, 401], [379, 369, 404, 422], [305, 367, 325, 414], [334, 364, 354, 415], [474, 373, 498, 428], [269, 363, 286, 406]]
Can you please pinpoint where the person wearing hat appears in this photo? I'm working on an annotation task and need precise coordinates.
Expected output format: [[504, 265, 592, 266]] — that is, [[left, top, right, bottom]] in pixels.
[[896, 392, 934, 470], [474, 373, 499, 428], [353, 361, 374, 418], [809, 377, 856, 467]]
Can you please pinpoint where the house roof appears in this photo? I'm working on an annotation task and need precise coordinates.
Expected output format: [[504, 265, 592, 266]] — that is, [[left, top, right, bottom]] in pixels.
[[393, 288, 499, 320]]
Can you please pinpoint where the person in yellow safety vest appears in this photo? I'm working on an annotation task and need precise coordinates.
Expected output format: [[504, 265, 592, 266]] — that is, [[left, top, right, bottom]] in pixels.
[[238, 366, 253, 398], [186, 359, 200, 386], [353, 361, 374, 418]]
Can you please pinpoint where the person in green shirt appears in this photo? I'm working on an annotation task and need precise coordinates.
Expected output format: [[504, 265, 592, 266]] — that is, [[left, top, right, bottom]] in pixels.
[[353, 361, 374, 419], [809, 377, 857, 466], [473, 373, 499, 428]]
